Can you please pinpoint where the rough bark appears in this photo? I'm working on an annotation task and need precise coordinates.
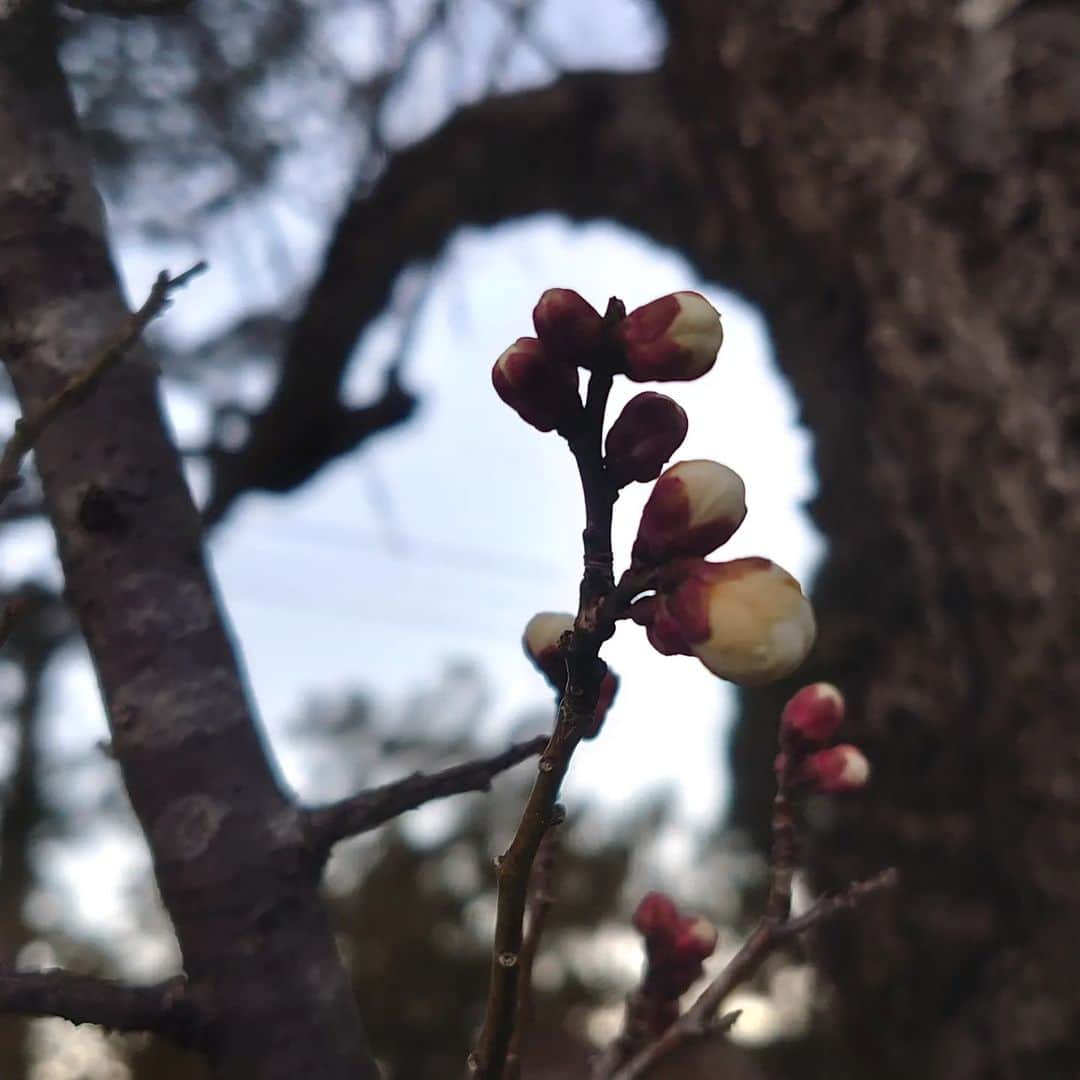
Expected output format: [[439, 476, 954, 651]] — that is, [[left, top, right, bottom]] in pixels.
[[0, 12, 377, 1079], [656, 4, 1080, 1077]]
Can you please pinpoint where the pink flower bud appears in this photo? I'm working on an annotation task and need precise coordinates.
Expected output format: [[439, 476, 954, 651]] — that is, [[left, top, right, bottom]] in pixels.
[[632, 460, 747, 566], [644, 558, 815, 686], [618, 291, 723, 382], [532, 288, 605, 365], [492, 337, 580, 432], [522, 611, 574, 684], [674, 916, 719, 962], [604, 393, 689, 485], [781, 683, 845, 743], [632, 891, 681, 942], [803, 744, 871, 792]]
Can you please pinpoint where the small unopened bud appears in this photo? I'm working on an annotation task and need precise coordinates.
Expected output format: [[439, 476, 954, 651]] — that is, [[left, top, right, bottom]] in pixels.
[[605, 393, 689, 485], [643, 558, 815, 686], [632, 891, 681, 941], [781, 683, 845, 743], [803, 744, 871, 792], [675, 916, 719, 961], [522, 611, 574, 684], [632, 460, 747, 566], [618, 291, 723, 382], [532, 289, 605, 365], [492, 337, 580, 432]]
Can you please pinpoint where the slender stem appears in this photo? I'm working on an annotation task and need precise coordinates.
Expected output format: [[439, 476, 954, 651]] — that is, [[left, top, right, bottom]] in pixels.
[[504, 826, 561, 1080], [471, 321, 622, 1078]]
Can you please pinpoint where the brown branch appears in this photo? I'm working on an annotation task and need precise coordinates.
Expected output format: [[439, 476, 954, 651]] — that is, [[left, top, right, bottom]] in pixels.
[[0, 970, 200, 1044], [0, 262, 206, 505], [610, 869, 899, 1080], [303, 736, 547, 858], [202, 68, 698, 523], [60, 0, 196, 13], [504, 823, 562, 1080], [471, 305, 629, 1079]]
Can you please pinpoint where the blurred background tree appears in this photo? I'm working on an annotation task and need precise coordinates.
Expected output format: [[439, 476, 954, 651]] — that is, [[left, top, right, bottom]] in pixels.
[[0, 0, 1077, 1077]]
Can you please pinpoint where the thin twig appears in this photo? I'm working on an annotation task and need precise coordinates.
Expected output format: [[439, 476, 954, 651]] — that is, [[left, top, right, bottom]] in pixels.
[[303, 736, 547, 859], [504, 824, 562, 1080], [610, 869, 899, 1079], [470, 300, 626, 1080], [0, 262, 206, 504], [0, 970, 200, 1045]]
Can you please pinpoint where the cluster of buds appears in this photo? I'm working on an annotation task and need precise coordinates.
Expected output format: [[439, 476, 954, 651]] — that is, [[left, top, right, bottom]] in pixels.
[[778, 683, 871, 793], [492, 289, 724, 435], [630, 892, 719, 1034], [523, 612, 618, 739], [496, 286, 817, 695]]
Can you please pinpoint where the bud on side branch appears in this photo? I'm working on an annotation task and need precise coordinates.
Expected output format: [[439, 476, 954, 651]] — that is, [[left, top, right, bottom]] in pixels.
[[803, 745, 871, 792], [781, 683, 845, 743]]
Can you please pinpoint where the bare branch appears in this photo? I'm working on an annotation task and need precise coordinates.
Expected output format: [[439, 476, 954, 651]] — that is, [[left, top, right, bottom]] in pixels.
[[60, 0, 196, 15], [203, 69, 694, 522], [304, 736, 548, 857], [0, 970, 200, 1044], [0, 262, 206, 504], [610, 869, 899, 1080], [504, 824, 562, 1080]]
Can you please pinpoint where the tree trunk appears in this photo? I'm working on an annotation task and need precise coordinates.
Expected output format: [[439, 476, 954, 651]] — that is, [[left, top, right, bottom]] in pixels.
[[0, 12, 377, 1078], [654, 4, 1080, 1076]]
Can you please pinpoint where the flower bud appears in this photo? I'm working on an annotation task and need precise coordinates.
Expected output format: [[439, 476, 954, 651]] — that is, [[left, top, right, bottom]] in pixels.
[[618, 291, 723, 382], [629, 595, 693, 657], [781, 683, 845, 743], [803, 744, 871, 792], [522, 611, 574, 684], [492, 337, 580, 432], [674, 916, 719, 962], [632, 460, 747, 566], [605, 393, 689, 485], [632, 891, 681, 942], [644, 558, 815, 686], [532, 289, 605, 365]]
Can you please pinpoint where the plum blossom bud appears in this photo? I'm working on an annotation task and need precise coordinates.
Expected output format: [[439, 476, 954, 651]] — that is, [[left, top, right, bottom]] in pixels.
[[492, 337, 580, 432], [604, 393, 689, 485], [522, 611, 574, 683], [632, 460, 747, 566], [523, 613, 617, 735], [781, 683, 845, 743], [675, 916, 719, 962], [632, 891, 681, 942], [532, 289, 605, 365], [803, 744, 871, 792], [618, 291, 723, 382], [642, 558, 815, 686]]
